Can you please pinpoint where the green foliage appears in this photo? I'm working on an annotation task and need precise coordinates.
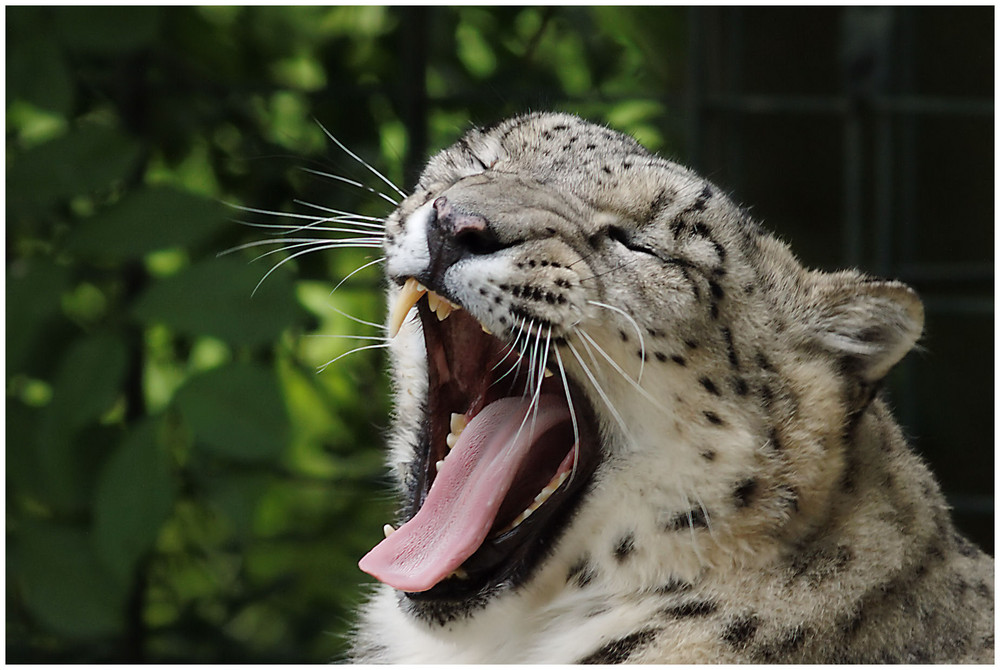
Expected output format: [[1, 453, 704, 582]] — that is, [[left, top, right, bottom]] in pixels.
[[6, 5, 685, 662]]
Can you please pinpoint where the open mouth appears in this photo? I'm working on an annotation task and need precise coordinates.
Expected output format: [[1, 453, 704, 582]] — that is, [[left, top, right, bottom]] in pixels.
[[359, 279, 600, 600]]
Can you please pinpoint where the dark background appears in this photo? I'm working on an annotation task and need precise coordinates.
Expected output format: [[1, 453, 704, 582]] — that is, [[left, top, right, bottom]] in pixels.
[[6, 6, 992, 662]]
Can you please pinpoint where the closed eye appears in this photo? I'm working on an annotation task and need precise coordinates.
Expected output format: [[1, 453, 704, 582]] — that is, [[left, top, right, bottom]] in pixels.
[[608, 226, 663, 259]]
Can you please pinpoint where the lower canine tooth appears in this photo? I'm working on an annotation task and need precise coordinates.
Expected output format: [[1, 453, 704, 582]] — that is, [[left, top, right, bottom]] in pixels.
[[436, 459, 445, 472], [450, 413, 468, 435], [436, 301, 453, 320], [446, 433, 459, 449], [383, 523, 396, 539]]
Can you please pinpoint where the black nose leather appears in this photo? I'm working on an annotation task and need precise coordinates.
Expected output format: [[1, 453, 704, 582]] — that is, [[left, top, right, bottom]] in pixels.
[[425, 196, 503, 286]]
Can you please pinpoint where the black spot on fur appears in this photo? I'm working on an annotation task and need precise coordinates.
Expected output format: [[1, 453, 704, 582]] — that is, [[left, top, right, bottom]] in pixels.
[[722, 327, 739, 369], [580, 628, 659, 664], [619, 330, 629, 342], [699, 377, 720, 396], [700, 449, 717, 461], [733, 478, 758, 508], [662, 600, 718, 618], [756, 351, 775, 372], [656, 577, 693, 594], [614, 533, 635, 562], [685, 339, 699, 349], [756, 625, 807, 662], [954, 533, 980, 558], [768, 427, 783, 450], [654, 351, 667, 363], [703, 411, 724, 426], [732, 377, 749, 396], [671, 354, 687, 366], [567, 557, 596, 588], [722, 614, 760, 650]]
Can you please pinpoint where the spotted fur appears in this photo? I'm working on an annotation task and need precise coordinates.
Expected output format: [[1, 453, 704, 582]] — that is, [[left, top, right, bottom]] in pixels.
[[351, 113, 993, 663]]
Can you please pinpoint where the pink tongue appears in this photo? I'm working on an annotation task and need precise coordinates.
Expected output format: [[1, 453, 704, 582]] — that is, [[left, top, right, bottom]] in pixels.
[[358, 395, 571, 592]]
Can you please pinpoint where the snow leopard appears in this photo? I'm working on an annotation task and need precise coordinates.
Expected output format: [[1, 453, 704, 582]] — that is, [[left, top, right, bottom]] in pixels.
[[342, 112, 992, 663]]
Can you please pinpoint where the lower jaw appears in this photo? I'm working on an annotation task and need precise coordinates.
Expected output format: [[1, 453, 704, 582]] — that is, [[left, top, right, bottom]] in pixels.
[[403, 414, 600, 611]]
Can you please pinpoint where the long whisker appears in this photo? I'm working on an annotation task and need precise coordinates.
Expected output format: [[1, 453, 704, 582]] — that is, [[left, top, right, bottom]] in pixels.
[[224, 236, 383, 257], [300, 167, 399, 207], [293, 200, 388, 224], [315, 119, 408, 200], [325, 302, 386, 332], [310, 334, 390, 342], [553, 347, 581, 486], [565, 336, 631, 438], [227, 202, 384, 226], [587, 300, 646, 383], [329, 257, 387, 298], [251, 241, 380, 296], [317, 342, 392, 373], [576, 330, 665, 411]]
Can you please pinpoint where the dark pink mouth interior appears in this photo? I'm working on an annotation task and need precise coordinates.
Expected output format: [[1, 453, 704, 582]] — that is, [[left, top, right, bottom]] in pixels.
[[358, 305, 580, 593]]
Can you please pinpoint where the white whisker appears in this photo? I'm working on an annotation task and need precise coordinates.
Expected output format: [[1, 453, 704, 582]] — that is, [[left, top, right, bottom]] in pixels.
[[293, 200, 387, 225], [553, 347, 581, 485], [566, 337, 631, 438], [317, 342, 392, 373], [251, 241, 380, 296], [587, 300, 646, 383], [329, 257, 387, 297], [326, 302, 386, 332], [300, 167, 399, 207], [315, 119, 408, 200], [576, 329, 665, 411]]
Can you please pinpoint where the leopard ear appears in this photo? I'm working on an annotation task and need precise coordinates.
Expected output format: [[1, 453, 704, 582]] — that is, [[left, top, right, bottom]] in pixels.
[[805, 273, 924, 383]]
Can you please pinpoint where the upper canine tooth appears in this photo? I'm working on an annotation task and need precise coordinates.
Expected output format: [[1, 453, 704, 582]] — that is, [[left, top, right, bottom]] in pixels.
[[388, 278, 426, 338], [383, 523, 396, 539], [446, 433, 459, 449], [426, 291, 441, 312], [436, 301, 453, 320]]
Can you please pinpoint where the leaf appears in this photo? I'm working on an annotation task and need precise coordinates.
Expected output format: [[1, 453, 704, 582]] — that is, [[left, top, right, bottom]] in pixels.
[[93, 418, 176, 582], [6, 259, 70, 374], [35, 333, 129, 512], [6, 124, 142, 211], [6, 9, 74, 116], [69, 186, 228, 261], [14, 521, 127, 639], [174, 363, 289, 461], [132, 256, 304, 347], [45, 332, 129, 436], [53, 6, 163, 54]]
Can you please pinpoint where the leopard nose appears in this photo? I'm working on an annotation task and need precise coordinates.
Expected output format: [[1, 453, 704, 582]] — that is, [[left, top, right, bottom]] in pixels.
[[425, 196, 504, 284]]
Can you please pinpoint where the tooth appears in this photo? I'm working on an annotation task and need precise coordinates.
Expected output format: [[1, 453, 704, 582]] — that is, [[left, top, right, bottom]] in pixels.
[[436, 300, 453, 321], [449, 301, 462, 312], [544, 367, 554, 378], [388, 278, 426, 338], [450, 413, 468, 434], [426, 291, 441, 313], [436, 459, 445, 472], [383, 523, 396, 539], [481, 324, 493, 335], [446, 433, 459, 449], [447, 568, 468, 580]]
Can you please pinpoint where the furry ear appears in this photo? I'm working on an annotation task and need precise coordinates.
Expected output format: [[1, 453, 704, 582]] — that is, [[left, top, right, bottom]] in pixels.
[[804, 273, 924, 382]]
